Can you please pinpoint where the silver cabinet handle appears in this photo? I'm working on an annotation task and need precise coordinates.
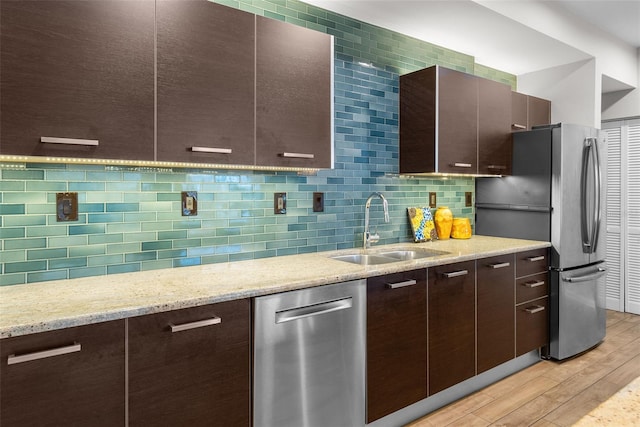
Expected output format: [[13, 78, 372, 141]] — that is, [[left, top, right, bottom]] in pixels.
[[524, 305, 545, 314], [452, 163, 472, 168], [7, 342, 81, 365], [190, 146, 232, 154], [526, 256, 545, 262], [512, 124, 527, 130], [387, 279, 417, 289], [523, 280, 545, 288], [170, 317, 221, 333], [41, 137, 99, 146], [275, 297, 352, 324], [442, 269, 469, 278], [279, 152, 315, 159], [488, 262, 511, 269], [487, 165, 507, 171], [562, 268, 607, 283]]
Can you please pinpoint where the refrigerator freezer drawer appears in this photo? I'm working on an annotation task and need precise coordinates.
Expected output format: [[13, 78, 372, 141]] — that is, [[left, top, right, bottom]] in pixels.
[[549, 264, 606, 360]]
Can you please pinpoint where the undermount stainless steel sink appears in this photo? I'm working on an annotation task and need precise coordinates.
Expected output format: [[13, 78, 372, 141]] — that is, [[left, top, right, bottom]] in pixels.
[[329, 254, 398, 266], [330, 248, 449, 265], [377, 249, 449, 260]]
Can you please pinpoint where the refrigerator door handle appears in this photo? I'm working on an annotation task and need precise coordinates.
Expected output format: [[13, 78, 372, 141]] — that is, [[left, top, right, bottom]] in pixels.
[[580, 137, 601, 254], [562, 267, 606, 283]]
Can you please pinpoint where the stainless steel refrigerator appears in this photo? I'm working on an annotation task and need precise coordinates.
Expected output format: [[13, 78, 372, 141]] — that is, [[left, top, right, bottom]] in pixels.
[[476, 123, 607, 360]]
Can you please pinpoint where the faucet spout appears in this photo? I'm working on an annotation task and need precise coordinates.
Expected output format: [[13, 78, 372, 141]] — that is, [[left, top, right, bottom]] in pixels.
[[364, 192, 390, 249]]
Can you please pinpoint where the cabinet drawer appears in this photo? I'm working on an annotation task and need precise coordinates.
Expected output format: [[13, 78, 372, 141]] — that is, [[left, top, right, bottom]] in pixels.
[[0, 320, 125, 426], [516, 297, 548, 356], [516, 272, 549, 304], [516, 248, 549, 277]]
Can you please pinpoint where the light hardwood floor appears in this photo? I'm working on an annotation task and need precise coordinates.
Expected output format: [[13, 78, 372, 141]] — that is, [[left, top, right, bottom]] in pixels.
[[407, 310, 640, 427]]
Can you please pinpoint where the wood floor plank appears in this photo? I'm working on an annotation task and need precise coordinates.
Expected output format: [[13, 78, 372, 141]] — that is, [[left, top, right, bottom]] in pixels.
[[405, 311, 640, 427]]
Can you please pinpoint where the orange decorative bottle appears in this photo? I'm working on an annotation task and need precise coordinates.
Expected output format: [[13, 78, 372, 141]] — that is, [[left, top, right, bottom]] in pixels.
[[434, 206, 453, 240]]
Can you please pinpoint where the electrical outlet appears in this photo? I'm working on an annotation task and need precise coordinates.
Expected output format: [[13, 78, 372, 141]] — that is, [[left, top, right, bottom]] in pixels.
[[313, 192, 324, 212], [274, 192, 286, 214], [56, 192, 78, 221], [182, 191, 198, 216], [465, 192, 473, 207], [429, 192, 437, 208]]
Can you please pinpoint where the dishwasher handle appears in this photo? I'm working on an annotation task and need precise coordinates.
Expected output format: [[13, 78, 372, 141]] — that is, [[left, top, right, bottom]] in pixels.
[[275, 297, 353, 324]]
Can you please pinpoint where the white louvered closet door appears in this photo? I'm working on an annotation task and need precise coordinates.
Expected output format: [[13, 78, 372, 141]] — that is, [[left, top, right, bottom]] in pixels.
[[627, 122, 640, 314], [603, 118, 640, 315]]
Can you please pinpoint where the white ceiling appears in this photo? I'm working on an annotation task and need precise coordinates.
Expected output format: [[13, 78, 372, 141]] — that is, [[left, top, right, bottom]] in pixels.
[[302, 0, 639, 90]]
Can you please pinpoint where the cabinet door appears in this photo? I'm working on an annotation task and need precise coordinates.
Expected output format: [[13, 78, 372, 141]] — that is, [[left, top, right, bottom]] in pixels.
[[477, 254, 515, 374], [428, 260, 476, 395], [437, 67, 478, 174], [528, 95, 551, 128], [156, 1, 255, 165], [367, 270, 427, 423], [255, 16, 332, 168], [516, 297, 549, 356], [511, 91, 528, 131], [0, 0, 154, 160], [0, 320, 125, 427], [478, 78, 512, 175], [128, 299, 251, 427]]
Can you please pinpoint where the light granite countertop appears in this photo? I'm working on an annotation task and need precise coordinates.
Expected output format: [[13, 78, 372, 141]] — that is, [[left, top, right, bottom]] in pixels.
[[0, 235, 550, 339]]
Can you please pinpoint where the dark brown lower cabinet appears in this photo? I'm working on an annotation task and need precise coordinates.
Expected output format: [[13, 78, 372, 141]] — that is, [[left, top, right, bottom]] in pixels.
[[128, 299, 251, 427], [367, 269, 427, 422], [477, 254, 515, 373], [516, 297, 549, 356], [428, 260, 476, 395], [0, 320, 125, 427]]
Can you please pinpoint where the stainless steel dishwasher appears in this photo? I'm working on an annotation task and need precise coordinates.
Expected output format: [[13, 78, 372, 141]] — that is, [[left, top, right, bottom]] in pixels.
[[253, 279, 366, 427]]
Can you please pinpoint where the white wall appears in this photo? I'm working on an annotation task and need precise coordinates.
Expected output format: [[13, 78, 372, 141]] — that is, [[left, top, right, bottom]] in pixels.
[[518, 59, 600, 128], [602, 48, 640, 120]]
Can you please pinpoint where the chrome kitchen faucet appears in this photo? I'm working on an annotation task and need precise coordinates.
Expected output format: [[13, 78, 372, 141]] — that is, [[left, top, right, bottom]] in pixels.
[[363, 192, 390, 249]]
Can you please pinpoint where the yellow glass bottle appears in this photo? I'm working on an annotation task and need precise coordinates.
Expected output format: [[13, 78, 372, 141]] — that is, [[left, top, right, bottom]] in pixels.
[[434, 206, 453, 240]]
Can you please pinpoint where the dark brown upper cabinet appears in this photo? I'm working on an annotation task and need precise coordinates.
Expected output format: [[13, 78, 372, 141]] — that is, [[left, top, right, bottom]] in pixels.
[[478, 78, 512, 175], [255, 16, 333, 169], [156, 1, 256, 165], [0, 0, 155, 160], [511, 91, 552, 131], [400, 65, 511, 175]]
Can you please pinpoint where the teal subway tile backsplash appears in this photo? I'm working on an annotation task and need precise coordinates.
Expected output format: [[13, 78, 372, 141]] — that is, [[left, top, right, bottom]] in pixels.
[[0, 0, 514, 285]]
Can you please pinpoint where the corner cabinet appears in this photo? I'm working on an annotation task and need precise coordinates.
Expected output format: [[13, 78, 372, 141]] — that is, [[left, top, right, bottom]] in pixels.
[[255, 16, 333, 169], [399, 65, 512, 175], [156, 0, 256, 165], [366, 269, 428, 423], [0, 320, 125, 426], [128, 299, 251, 427], [0, 0, 155, 160]]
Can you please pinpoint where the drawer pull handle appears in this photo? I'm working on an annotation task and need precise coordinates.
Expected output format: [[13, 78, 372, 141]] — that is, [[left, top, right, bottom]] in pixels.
[[279, 152, 315, 159], [512, 124, 527, 130], [190, 146, 232, 154], [7, 342, 81, 365], [526, 255, 545, 262], [525, 305, 545, 314], [489, 262, 511, 269], [41, 136, 99, 146], [442, 269, 469, 278], [487, 165, 507, 171], [387, 279, 417, 289], [452, 163, 472, 168], [170, 317, 221, 333], [523, 280, 545, 288]]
